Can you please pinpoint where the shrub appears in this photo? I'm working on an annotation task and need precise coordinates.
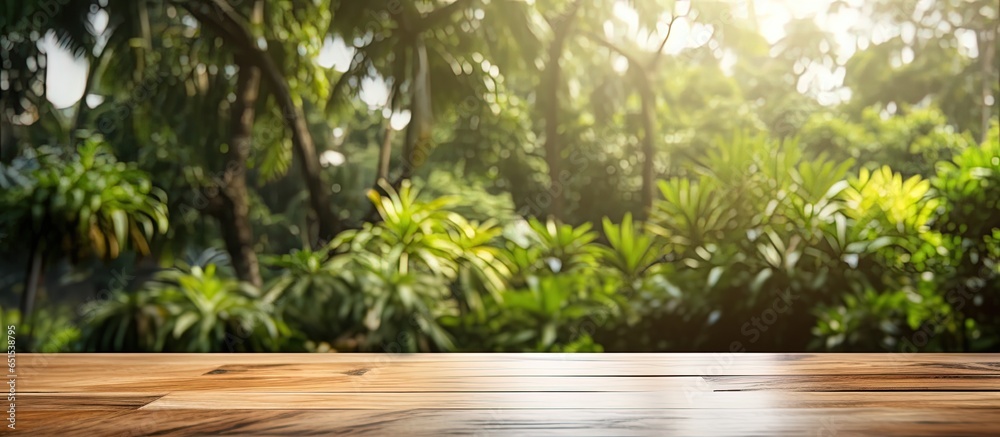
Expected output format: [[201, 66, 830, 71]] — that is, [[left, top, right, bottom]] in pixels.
[[267, 181, 509, 352], [813, 123, 1000, 351], [83, 263, 283, 352], [0, 306, 81, 353]]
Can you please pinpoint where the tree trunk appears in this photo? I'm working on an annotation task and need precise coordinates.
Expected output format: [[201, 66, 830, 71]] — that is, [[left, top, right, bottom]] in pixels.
[[401, 37, 433, 182], [540, 1, 584, 220], [0, 105, 15, 163], [266, 68, 340, 242], [215, 54, 263, 287], [583, 29, 672, 219], [637, 73, 657, 217], [179, 0, 341, 243], [977, 27, 996, 143], [377, 74, 401, 186], [364, 124, 396, 224], [543, 31, 569, 220], [377, 122, 394, 184], [131, 0, 152, 82], [19, 240, 43, 351]]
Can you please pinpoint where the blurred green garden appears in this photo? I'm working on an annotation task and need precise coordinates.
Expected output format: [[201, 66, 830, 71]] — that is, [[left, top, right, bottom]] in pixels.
[[1, 0, 998, 353]]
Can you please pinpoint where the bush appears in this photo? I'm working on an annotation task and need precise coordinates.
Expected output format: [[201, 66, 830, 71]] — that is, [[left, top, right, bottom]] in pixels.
[[813, 123, 1000, 351], [0, 306, 81, 353], [266, 181, 509, 352], [83, 263, 283, 352], [0, 140, 168, 262], [70, 128, 999, 353], [445, 218, 623, 352], [595, 135, 862, 350]]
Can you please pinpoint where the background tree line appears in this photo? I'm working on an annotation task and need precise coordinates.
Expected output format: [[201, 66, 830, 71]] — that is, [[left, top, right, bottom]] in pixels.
[[0, 0, 997, 352]]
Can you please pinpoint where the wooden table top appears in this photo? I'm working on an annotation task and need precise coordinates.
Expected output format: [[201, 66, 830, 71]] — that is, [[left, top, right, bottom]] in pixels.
[[11, 353, 1000, 436]]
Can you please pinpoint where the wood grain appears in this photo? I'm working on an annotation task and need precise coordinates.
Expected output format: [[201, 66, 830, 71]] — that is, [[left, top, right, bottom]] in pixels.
[[17, 393, 164, 410], [16, 408, 1000, 436], [14, 353, 1000, 436], [140, 390, 1000, 410], [705, 375, 1000, 391], [150, 375, 708, 393]]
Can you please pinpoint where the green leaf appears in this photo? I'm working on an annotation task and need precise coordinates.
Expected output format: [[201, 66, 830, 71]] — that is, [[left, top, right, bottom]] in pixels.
[[172, 312, 199, 339]]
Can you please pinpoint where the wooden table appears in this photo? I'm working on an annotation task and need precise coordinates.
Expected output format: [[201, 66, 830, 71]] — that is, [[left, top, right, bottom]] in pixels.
[[11, 353, 1000, 435]]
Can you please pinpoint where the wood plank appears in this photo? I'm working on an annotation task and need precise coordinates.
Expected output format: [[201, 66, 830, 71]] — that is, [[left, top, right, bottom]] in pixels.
[[15, 353, 1000, 436], [705, 375, 1000, 391], [164, 375, 708, 393], [141, 391, 1000, 410], [189, 358, 1000, 379], [16, 368, 223, 393], [15, 408, 1000, 436], [17, 393, 163, 410], [17, 354, 1000, 395], [19, 353, 1000, 375]]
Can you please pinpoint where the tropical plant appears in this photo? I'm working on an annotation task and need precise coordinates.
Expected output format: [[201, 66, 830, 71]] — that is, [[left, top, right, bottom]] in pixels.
[[450, 274, 612, 352], [599, 212, 663, 287], [504, 218, 600, 279], [0, 140, 169, 261], [0, 140, 168, 349], [813, 126, 999, 351], [0, 306, 82, 353], [445, 217, 620, 352], [262, 248, 357, 351], [4, 0, 999, 355], [618, 135, 867, 350], [83, 263, 282, 352], [264, 181, 511, 352], [801, 106, 977, 178]]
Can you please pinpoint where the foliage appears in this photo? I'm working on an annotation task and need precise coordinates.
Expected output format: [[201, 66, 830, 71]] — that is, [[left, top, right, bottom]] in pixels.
[[445, 217, 620, 352], [2, 0, 997, 353], [0, 306, 82, 353], [264, 181, 510, 352], [812, 123, 1000, 351], [606, 135, 857, 350], [262, 248, 353, 350], [82, 263, 283, 352], [801, 106, 976, 177], [0, 140, 168, 260]]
